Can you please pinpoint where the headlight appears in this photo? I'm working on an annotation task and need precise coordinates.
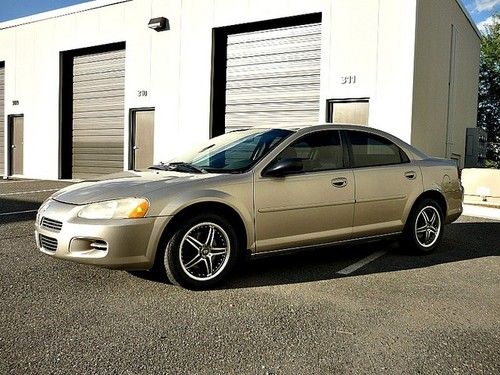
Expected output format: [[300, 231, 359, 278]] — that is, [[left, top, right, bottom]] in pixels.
[[77, 198, 150, 219]]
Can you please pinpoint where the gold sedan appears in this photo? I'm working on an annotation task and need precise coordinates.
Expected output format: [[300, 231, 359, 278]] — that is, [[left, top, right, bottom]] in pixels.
[[35, 125, 463, 288]]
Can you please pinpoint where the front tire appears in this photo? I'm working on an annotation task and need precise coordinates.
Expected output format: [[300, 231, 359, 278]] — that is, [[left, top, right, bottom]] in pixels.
[[404, 199, 444, 254], [159, 213, 239, 289]]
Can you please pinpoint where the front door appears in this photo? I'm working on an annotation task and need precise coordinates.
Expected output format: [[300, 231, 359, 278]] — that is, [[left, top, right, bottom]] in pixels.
[[254, 130, 355, 252], [130, 109, 154, 170], [9, 115, 24, 175]]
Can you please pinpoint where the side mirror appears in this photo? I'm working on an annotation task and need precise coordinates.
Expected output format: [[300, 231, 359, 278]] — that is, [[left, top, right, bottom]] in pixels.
[[262, 158, 304, 177]]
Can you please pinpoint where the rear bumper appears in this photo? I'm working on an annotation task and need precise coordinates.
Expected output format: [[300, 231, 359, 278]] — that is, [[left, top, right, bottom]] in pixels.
[[445, 185, 464, 224], [445, 207, 462, 224]]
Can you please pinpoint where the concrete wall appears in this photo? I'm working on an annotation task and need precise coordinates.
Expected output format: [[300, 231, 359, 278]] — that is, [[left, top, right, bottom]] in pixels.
[[0, 0, 156, 178], [411, 0, 480, 167], [370, 0, 418, 143], [323, 0, 418, 143], [0, 0, 187, 179], [462, 168, 500, 206], [0, 0, 478, 180], [0, 0, 420, 179]]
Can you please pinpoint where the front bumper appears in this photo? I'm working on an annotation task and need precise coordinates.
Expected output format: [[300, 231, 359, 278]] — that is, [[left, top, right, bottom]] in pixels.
[[35, 199, 171, 270]]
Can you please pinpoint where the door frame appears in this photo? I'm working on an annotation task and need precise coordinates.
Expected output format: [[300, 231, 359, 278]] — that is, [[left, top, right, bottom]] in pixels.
[[59, 41, 126, 179], [210, 13, 322, 138], [0, 61, 5, 178], [7, 114, 24, 176], [128, 107, 155, 170]]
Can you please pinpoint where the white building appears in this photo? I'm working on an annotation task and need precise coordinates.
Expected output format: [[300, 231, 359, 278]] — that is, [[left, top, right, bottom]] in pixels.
[[0, 0, 480, 180]]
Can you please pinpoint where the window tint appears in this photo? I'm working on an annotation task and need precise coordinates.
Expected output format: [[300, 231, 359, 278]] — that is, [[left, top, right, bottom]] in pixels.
[[221, 132, 286, 170], [347, 131, 408, 168], [171, 128, 293, 173], [275, 130, 344, 172]]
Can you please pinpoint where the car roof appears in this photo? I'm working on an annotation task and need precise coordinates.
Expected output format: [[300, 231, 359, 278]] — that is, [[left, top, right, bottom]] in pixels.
[[257, 124, 429, 160]]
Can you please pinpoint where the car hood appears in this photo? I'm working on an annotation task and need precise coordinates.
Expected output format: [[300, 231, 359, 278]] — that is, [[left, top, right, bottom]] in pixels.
[[52, 170, 215, 205]]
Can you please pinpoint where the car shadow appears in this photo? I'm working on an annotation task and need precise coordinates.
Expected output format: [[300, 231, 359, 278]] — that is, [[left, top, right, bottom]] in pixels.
[[0, 197, 40, 224], [219, 220, 500, 289], [127, 270, 168, 283], [0, 180, 75, 223]]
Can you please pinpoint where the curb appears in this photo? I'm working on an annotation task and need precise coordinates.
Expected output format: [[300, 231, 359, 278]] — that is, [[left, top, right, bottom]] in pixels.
[[462, 204, 500, 221]]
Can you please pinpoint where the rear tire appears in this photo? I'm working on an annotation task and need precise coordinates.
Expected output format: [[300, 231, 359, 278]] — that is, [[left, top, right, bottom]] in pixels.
[[404, 198, 444, 254], [157, 213, 239, 289]]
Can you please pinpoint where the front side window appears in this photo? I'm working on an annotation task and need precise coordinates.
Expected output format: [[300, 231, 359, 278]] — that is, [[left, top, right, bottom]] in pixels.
[[274, 130, 344, 173], [169, 128, 293, 173], [346, 131, 409, 168]]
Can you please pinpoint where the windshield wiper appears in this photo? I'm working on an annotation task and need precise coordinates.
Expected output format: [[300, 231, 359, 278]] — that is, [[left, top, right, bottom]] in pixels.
[[168, 162, 207, 174], [149, 162, 206, 174]]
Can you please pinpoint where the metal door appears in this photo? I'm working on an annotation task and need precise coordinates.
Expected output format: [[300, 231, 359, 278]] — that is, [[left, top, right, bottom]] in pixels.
[[72, 48, 125, 179], [9, 115, 23, 175], [225, 22, 322, 130], [130, 109, 154, 170], [327, 99, 369, 125]]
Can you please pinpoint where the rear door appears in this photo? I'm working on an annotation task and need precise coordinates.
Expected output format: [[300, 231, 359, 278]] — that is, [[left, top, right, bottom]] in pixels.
[[345, 130, 423, 237], [254, 130, 354, 252]]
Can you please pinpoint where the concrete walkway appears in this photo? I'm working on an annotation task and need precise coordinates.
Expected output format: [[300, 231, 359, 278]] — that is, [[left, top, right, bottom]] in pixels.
[[463, 204, 500, 221]]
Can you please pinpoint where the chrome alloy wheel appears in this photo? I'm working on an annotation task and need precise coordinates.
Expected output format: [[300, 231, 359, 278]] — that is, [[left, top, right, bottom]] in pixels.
[[179, 222, 230, 281], [414, 205, 441, 248]]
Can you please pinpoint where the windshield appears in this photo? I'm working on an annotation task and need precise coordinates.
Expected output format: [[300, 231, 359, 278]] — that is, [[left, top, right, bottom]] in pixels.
[[167, 128, 294, 173]]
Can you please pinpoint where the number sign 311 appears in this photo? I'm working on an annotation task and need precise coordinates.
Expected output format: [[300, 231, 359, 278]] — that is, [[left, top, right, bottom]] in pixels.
[[341, 76, 356, 85]]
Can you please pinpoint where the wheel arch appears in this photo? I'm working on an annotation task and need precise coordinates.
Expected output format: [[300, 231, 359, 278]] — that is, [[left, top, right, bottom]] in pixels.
[[405, 190, 448, 227], [155, 201, 250, 261]]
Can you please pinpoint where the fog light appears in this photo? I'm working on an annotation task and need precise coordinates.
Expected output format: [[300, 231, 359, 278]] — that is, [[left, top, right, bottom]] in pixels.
[[90, 240, 108, 251], [70, 238, 108, 256]]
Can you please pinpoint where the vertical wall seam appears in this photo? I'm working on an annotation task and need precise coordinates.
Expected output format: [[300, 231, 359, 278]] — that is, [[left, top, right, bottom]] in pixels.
[[176, 0, 184, 133]]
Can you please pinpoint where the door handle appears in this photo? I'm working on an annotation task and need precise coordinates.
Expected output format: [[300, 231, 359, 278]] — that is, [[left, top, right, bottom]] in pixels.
[[11, 145, 16, 149], [331, 177, 348, 188], [404, 171, 417, 180], [133, 146, 139, 150]]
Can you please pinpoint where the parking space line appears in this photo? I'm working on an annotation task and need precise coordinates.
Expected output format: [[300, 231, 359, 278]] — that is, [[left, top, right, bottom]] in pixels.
[[336, 250, 387, 275], [0, 180, 36, 183], [0, 189, 59, 196], [0, 209, 38, 216]]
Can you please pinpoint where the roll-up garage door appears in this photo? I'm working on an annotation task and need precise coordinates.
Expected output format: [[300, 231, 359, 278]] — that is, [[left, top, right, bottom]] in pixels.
[[0, 64, 5, 176], [72, 49, 125, 179], [225, 22, 321, 130]]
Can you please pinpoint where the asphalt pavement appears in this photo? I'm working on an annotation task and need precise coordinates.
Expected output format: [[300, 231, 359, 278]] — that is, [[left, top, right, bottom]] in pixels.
[[0, 179, 499, 374]]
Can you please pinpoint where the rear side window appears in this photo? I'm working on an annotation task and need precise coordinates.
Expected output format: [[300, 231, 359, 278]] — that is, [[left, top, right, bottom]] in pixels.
[[346, 131, 409, 168]]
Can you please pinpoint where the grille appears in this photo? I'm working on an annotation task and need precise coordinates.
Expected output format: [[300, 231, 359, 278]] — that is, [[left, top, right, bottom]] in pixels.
[[39, 234, 58, 252], [40, 217, 63, 232]]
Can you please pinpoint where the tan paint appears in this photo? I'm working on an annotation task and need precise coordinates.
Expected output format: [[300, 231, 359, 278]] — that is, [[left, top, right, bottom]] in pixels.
[[35, 125, 463, 269], [254, 169, 355, 251], [351, 162, 423, 237]]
